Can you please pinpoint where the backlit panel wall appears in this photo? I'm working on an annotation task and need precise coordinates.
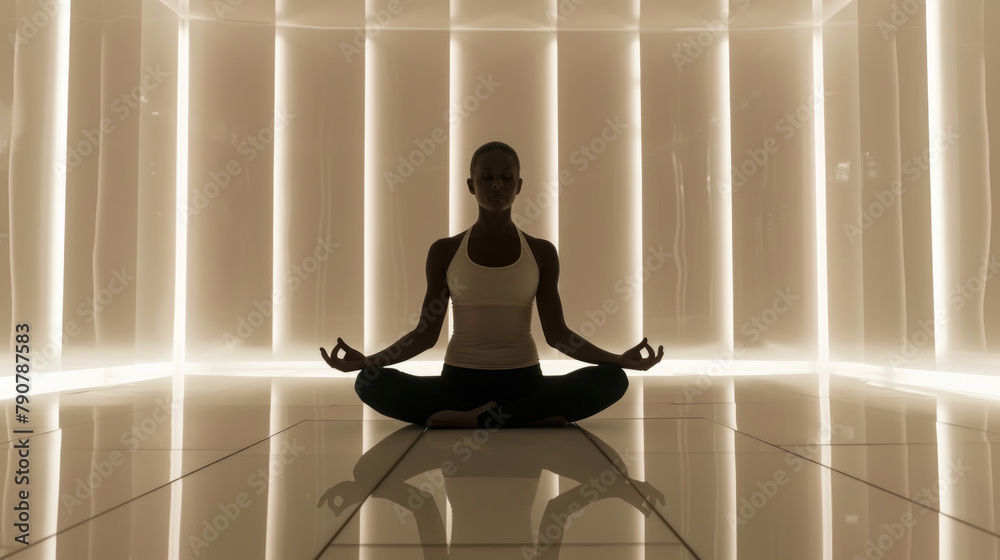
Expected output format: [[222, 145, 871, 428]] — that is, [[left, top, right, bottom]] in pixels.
[[558, 29, 641, 357], [640, 2, 732, 356], [944, 0, 996, 365], [365, 28, 450, 360], [4, 0, 1000, 375], [824, 2, 865, 364], [135, 0, 180, 364], [729, 21, 818, 360], [277, 24, 365, 359], [63, 0, 141, 370], [8, 0, 69, 372]]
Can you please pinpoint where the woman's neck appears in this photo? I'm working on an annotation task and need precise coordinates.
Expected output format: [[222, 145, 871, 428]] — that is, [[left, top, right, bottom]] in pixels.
[[472, 209, 517, 236]]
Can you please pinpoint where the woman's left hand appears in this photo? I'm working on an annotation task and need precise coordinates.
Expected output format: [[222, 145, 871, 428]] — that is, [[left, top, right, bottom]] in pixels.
[[616, 337, 663, 371], [626, 478, 666, 516]]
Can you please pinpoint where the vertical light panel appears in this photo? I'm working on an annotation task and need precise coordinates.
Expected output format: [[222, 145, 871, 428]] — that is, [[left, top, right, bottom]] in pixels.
[[558, 27, 640, 357], [185, 15, 275, 362], [173, 11, 189, 364], [364, 21, 449, 363], [547, 37, 559, 250], [446, 35, 457, 343], [279, 9, 365, 361], [447, 36, 459, 238], [362, 25, 376, 412], [729, 11, 817, 361], [169, 9, 189, 558], [813, 5, 830, 365], [640, 0, 733, 360], [926, 0, 948, 365], [269, 8, 287, 552], [630, 35, 643, 347], [51, 0, 71, 372], [857, 0, 908, 367], [273, 30, 288, 354], [720, 32, 734, 356], [823, 1, 865, 365]]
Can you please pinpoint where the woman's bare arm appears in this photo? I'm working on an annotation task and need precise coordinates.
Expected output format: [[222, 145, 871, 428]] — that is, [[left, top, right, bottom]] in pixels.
[[533, 238, 663, 369], [321, 238, 454, 371]]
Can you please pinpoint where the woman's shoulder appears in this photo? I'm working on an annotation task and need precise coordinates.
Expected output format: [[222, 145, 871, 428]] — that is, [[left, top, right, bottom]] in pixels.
[[520, 231, 558, 270], [521, 231, 555, 253], [427, 232, 465, 265]]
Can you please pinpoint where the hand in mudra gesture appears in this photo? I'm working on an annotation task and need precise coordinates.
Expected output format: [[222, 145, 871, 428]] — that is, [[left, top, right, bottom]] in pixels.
[[616, 337, 664, 371], [320, 337, 367, 372]]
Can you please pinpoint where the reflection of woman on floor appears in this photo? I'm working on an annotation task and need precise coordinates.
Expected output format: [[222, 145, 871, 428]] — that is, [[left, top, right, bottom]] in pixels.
[[321, 141, 663, 428], [317, 424, 666, 559]]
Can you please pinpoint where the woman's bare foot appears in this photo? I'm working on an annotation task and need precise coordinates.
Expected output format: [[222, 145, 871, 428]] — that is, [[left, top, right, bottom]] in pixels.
[[523, 416, 569, 427], [425, 401, 497, 428]]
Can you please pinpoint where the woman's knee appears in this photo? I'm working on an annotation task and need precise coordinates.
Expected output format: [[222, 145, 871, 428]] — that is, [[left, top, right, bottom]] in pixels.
[[354, 365, 385, 400], [602, 363, 629, 399]]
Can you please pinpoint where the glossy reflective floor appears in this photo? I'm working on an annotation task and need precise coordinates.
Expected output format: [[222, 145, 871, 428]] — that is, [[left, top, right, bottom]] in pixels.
[[3, 369, 1000, 559]]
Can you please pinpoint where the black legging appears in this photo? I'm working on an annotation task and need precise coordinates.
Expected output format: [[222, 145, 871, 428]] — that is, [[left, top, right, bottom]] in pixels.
[[354, 362, 629, 428]]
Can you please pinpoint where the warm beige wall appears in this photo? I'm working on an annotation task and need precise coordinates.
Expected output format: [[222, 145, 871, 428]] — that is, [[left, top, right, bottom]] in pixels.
[[3, 0, 998, 373]]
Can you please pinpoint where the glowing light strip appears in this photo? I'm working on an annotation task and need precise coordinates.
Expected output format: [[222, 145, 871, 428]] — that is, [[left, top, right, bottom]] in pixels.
[[548, 36, 558, 247], [925, 0, 948, 366], [362, 12, 376, 555], [630, 35, 643, 351], [717, 12, 737, 554], [719, 33, 734, 353], [50, 0, 72, 372], [363, 29, 375, 368], [630, 15, 643, 553], [266, 16, 287, 557], [811, 19, 832, 559], [447, 36, 459, 341], [812, 19, 830, 364], [169, 8, 190, 559], [273, 31, 288, 357], [173, 12, 190, 364]]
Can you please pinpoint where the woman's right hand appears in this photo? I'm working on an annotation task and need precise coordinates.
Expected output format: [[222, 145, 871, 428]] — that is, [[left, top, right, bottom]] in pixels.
[[320, 337, 367, 372]]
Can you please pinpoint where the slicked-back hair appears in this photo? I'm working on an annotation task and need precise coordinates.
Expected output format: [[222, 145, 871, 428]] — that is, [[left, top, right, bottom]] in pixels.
[[469, 141, 520, 178]]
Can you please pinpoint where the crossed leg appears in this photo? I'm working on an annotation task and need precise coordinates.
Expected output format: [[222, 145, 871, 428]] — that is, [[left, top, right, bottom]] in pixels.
[[354, 363, 629, 428]]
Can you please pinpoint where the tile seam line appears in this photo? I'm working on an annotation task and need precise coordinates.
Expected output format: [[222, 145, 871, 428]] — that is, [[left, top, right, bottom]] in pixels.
[[0, 419, 310, 559], [732, 427, 1000, 541], [576, 424, 704, 560]]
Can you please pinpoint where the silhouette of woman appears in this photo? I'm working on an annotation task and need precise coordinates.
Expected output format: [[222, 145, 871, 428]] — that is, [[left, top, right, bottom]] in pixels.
[[321, 141, 663, 428]]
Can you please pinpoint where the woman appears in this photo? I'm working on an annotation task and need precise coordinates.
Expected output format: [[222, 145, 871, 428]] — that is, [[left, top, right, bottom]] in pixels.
[[321, 141, 663, 428]]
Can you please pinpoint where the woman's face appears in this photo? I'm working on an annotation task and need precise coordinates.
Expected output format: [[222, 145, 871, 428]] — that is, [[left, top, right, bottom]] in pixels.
[[468, 150, 522, 211]]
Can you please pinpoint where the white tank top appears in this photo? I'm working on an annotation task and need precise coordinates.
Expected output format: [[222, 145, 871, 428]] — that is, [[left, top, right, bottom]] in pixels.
[[444, 227, 540, 369]]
